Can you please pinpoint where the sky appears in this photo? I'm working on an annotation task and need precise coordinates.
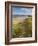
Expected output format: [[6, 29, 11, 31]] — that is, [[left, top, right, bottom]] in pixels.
[[12, 6, 32, 15]]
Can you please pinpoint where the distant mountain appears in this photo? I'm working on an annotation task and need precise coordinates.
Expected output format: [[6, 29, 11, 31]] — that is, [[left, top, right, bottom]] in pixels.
[[12, 15, 32, 17]]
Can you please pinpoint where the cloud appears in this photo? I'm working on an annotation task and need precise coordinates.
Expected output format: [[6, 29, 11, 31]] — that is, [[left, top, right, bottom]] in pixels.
[[20, 8, 32, 13]]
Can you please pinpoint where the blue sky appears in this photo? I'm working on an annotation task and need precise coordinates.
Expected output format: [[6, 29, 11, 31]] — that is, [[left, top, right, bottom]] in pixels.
[[12, 7, 32, 15]]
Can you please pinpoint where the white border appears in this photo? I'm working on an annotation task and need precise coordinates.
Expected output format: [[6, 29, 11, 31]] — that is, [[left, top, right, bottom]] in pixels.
[[9, 4, 35, 42]]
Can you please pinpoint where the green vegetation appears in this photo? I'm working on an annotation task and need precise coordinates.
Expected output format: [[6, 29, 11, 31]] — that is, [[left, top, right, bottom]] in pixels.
[[11, 16, 32, 38]]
